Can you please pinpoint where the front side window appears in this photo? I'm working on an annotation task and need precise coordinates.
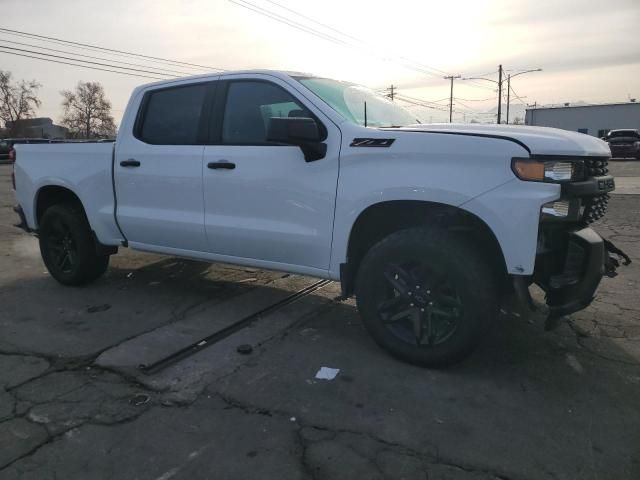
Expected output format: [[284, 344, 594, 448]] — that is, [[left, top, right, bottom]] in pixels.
[[222, 81, 311, 144], [138, 83, 208, 145], [295, 76, 421, 128]]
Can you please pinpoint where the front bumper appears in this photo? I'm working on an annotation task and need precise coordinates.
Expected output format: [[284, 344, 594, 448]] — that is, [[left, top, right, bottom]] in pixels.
[[530, 225, 630, 327], [540, 227, 605, 318]]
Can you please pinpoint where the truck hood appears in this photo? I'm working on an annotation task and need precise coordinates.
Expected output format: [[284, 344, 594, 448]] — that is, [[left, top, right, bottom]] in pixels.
[[393, 123, 611, 157]]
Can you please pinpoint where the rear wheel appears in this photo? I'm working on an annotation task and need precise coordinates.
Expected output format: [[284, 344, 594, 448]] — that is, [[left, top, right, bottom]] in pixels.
[[39, 204, 110, 286], [355, 227, 499, 366]]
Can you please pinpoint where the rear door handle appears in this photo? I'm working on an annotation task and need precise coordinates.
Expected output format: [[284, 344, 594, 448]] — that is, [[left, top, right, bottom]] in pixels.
[[120, 159, 141, 167], [207, 161, 235, 170]]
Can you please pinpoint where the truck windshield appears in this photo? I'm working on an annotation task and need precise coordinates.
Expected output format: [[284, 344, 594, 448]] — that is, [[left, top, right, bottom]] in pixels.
[[608, 130, 640, 139], [295, 76, 421, 128]]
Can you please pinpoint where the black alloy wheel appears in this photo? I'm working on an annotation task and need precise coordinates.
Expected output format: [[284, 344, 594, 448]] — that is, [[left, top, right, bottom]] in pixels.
[[355, 227, 499, 366], [45, 216, 77, 274], [378, 261, 462, 347], [39, 204, 110, 286]]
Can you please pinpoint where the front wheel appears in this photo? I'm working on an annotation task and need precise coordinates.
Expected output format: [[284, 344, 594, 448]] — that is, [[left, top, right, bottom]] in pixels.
[[355, 227, 499, 367], [39, 204, 110, 286]]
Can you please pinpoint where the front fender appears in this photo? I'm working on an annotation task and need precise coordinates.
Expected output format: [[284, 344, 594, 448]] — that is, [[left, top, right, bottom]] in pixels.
[[329, 130, 530, 278], [460, 179, 560, 275]]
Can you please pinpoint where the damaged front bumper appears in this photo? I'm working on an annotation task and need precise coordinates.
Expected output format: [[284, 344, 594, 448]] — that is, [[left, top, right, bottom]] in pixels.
[[542, 227, 607, 317], [514, 156, 631, 328], [516, 226, 630, 329]]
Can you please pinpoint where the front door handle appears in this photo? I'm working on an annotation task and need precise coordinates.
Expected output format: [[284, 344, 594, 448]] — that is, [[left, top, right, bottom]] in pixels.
[[207, 161, 236, 170], [120, 159, 141, 167]]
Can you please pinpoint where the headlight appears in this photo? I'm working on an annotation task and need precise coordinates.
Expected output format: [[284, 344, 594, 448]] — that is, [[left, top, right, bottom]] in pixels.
[[511, 159, 574, 183], [540, 198, 581, 221], [541, 200, 570, 217]]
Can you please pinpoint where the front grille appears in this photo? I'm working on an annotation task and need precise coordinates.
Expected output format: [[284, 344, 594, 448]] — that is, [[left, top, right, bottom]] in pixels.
[[580, 157, 610, 224], [583, 193, 609, 224], [583, 157, 608, 176]]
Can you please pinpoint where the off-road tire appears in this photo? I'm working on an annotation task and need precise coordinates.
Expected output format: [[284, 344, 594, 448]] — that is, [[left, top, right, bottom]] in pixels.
[[39, 204, 110, 286], [355, 227, 499, 367]]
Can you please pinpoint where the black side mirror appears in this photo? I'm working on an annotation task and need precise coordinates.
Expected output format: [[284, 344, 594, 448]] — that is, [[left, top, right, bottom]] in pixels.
[[267, 117, 327, 162]]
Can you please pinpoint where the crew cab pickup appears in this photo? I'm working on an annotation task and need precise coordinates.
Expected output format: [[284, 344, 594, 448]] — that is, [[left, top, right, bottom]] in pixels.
[[13, 70, 629, 366]]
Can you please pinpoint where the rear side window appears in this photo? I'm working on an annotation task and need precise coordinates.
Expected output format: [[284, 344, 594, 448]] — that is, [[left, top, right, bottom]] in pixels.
[[137, 83, 208, 145]]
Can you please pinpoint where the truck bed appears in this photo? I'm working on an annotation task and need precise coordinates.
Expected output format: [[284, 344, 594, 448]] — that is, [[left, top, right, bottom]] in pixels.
[[14, 142, 124, 245]]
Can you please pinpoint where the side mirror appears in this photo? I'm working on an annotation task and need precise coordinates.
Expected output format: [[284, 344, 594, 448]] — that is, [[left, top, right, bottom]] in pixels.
[[267, 117, 327, 162]]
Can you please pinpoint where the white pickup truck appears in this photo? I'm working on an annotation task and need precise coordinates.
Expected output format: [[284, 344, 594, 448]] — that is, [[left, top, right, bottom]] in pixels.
[[13, 70, 629, 366]]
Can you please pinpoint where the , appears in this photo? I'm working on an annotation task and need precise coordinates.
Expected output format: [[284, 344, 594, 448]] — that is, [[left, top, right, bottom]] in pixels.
[[11, 70, 630, 366]]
